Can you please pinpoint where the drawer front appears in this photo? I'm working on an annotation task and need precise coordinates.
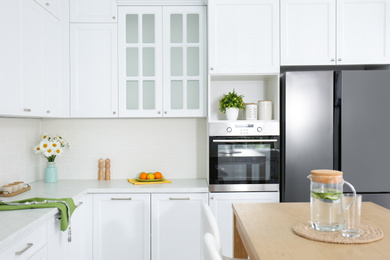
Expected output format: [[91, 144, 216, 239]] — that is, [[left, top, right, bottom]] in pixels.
[[0, 222, 48, 260]]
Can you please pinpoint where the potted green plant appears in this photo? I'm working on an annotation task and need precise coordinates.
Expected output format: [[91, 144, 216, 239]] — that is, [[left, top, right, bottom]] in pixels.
[[219, 89, 245, 120]]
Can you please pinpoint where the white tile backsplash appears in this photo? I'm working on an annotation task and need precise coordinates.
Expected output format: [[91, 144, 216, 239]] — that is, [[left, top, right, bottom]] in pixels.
[[0, 118, 207, 185]]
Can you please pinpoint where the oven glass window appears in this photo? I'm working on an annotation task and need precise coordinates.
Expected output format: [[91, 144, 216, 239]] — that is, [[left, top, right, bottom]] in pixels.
[[209, 137, 279, 185]]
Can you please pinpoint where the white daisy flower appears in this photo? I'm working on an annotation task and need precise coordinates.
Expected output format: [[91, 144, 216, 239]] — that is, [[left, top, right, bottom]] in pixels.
[[50, 141, 61, 150], [53, 147, 63, 156], [44, 148, 54, 158], [33, 145, 41, 154], [39, 140, 50, 151]]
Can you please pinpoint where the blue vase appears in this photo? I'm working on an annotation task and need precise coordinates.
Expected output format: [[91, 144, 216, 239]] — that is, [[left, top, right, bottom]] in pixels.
[[45, 162, 58, 183]]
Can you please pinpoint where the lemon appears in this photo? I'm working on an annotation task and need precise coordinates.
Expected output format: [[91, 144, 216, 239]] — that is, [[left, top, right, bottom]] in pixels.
[[147, 173, 155, 180]]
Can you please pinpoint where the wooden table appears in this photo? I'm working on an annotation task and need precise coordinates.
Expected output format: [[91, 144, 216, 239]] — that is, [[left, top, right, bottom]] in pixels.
[[233, 202, 390, 260]]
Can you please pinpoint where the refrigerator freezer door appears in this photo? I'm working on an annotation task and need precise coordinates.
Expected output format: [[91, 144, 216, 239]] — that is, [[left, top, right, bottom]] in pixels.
[[283, 71, 334, 202], [341, 70, 390, 193]]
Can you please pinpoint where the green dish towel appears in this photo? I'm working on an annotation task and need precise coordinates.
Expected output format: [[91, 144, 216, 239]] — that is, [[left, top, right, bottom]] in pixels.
[[0, 197, 76, 231]]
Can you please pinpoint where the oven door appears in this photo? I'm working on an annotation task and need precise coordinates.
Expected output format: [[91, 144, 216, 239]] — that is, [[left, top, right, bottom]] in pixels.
[[209, 136, 280, 192]]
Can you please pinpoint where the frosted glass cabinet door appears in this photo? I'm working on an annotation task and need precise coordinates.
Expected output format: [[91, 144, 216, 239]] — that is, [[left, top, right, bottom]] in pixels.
[[162, 6, 206, 117], [118, 7, 163, 117], [281, 0, 336, 65], [337, 0, 390, 65], [208, 0, 280, 74]]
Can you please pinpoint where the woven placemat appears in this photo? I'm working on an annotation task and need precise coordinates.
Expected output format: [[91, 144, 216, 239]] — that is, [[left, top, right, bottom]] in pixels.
[[292, 221, 384, 244]]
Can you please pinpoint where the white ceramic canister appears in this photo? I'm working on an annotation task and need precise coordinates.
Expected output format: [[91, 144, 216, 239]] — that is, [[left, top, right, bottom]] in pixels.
[[258, 100, 272, 120], [245, 103, 257, 120]]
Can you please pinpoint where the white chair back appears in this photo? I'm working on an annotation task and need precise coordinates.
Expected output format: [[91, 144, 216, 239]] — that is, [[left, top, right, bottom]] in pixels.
[[201, 204, 222, 251], [203, 233, 223, 260]]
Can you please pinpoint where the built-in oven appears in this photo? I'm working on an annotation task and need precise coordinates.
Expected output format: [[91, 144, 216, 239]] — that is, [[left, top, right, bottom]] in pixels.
[[208, 122, 280, 192]]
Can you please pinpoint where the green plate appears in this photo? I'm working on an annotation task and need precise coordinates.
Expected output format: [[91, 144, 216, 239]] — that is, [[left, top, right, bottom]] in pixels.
[[136, 177, 166, 182]]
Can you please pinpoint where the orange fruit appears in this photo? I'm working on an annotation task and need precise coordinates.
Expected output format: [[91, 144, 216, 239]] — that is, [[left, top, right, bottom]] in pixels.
[[147, 173, 155, 180], [139, 172, 147, 180], [154, 172, 163, 179]]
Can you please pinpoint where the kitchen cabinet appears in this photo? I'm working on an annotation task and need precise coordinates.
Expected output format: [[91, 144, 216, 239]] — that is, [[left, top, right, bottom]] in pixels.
[[208, 0, 280, 74], [281, 0, 390, 65], [0, 220, 48, 260], [67, 195, 93, 260], [92, 193, 150, 260], [0, 0, 69, 117], [209, 192, 279, 258], [70, 0, 117, 23], [118, 5, 206, 117], [151, 193, 208, 260], [70, 23, 118, 117]]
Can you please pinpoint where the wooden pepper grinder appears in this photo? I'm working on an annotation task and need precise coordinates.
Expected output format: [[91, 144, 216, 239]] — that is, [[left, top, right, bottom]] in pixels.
[[105, 158, 111, 180], [98, 158, 104, 180]]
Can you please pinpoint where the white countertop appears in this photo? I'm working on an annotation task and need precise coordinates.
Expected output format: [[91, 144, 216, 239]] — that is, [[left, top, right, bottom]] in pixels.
[[0, 179, 208, 251]]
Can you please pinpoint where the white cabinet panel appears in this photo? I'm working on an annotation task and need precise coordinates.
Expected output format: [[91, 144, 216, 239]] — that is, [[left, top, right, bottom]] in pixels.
[[70, 0, 117, 23], [208, 0, 280, 74], [151, 193, 208, 260], [0, 0, 69, 117], [281, 0, 336, 65], [281, 0, 390, 65], [66, 195, 93, 260], [0, 221, 48, 260], [337, 0, 390, 65], [70, 23, 118, 117], [209, 192, 279, 258], [93, 194, 150, 260]]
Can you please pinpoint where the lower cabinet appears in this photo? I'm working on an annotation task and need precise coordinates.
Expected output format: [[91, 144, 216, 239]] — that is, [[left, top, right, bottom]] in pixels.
[[151, 193, 208, 260], [0, 220, 48, 260], [92, 192, 208, 260], [209, 192, 279, 258], [92, 193, 151, 260]]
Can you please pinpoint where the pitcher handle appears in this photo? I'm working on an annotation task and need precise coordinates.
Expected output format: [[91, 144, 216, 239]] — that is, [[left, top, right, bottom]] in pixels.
[[344, 181, 356, 210]]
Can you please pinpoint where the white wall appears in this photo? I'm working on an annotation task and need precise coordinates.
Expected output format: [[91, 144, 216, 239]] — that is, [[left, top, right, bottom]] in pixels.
[[0, 118, 207, 186]]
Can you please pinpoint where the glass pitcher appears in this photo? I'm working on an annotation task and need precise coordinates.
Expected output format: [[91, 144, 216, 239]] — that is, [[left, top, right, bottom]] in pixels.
[[308, 169, 356, 231]]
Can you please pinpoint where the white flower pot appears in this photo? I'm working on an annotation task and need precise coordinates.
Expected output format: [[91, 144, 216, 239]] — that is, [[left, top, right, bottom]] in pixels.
[[226, 107, 239, 121]]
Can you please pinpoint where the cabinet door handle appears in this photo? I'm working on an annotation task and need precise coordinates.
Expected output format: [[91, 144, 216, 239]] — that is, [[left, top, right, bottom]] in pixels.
[[15, 243, 33, 255], [111, 198, 132, 200], [331, 58, 335, 61], [46, 110, 50, 113], [46, 2, 49, 6], [164, 111, 167, 114], [169, 197, 190, 200], [113, 16, 116, 19], [23, 108, 31, 112], [210, 67, 214, 70], [158, 111, 161, 114], [338, 58, 342, 61]]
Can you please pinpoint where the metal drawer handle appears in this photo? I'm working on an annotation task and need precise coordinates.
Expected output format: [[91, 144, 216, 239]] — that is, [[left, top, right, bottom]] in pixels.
[[23, 108, 31, 112], [15, 243, 33, 255], [111, 198, 132, 200], [169, 197, 190, 200], [213, 139, 278, 143]]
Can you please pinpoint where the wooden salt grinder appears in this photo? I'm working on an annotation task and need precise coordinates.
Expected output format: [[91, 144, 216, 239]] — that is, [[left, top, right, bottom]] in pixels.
[[105, 158, 111, 180], [98, 159, 104, 180]]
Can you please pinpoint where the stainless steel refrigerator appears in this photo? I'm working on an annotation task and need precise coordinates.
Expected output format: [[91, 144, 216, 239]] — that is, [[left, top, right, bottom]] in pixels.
[[281, 70, 390, 209]]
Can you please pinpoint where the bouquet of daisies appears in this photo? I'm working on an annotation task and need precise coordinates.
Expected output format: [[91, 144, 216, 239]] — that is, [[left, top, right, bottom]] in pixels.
[[33, 134, 69, 162]]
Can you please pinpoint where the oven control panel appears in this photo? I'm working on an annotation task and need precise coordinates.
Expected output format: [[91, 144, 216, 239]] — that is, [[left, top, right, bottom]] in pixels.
[[208, 121, 279, 136]]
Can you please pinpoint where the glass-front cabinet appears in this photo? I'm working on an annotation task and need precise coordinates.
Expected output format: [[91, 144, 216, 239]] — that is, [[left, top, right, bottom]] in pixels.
[[118, 6, 206, 117]]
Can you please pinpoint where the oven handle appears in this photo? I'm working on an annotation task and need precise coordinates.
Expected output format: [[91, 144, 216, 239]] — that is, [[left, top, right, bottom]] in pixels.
[[212, 139, 278, 143]]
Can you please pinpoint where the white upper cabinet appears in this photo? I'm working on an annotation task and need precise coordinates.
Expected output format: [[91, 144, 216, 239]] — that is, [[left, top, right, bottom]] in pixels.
[[70, 24, 118, 117], [208, 0, 280, 74], [118, 6, 206, 117], [70, 0, 117, 23], [0, 0, 69, 117], [281, 0, 336, 65], [281, 0, 390, 65], [337, 0, 390, 65]]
